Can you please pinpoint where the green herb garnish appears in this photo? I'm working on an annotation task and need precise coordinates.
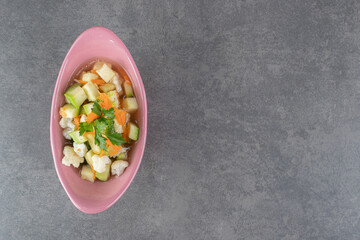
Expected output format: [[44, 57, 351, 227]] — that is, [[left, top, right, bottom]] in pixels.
[[79, 100, 126, 152]]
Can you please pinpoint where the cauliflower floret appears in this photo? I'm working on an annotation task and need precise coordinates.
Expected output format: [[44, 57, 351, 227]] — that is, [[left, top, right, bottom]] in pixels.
[[73, 142, 88, 157], [110, 72, 123, 94], [62, 146, 84, 168], [111, 160, 129, 176], [91, 155, 111, 173], [63, 128, 73, 140], [114, 120, 123, 134], [59, 117, 75, 130], [80, 114, 87, 123]]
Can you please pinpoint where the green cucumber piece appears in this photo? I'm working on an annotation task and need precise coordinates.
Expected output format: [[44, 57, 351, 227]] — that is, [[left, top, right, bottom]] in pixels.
[[128, 122, 139, 141], [80, 106, 86, 115], [106, 90, 120, 108], [95, 164, 111, 181], [85, 150, 95, 166], [82, 82, 100, 102], [86, 134, 101, 154], [124, 82, 134, 97], [122, 98, 138, 113], [64, 84, 87, 109], [83, 103, 94, 115], [116, 152, 127, 160], [81, 165, 94, 182], [69, 130, 87, 144], [59, 104, 79, 118]]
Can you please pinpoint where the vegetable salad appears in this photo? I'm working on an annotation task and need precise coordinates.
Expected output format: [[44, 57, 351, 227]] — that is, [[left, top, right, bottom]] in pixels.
[[59, 61, 139, 182]]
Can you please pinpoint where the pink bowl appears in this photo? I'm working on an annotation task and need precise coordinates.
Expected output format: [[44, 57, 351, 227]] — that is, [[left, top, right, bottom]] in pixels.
[[50, 27, 147, 214]]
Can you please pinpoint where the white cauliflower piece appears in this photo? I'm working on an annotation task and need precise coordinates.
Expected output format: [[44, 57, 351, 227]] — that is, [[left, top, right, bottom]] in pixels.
[[73, 142, 88, 157], [62, 146, 84, 168], [111, 160, 129, 176], [63, 128, 73, 140], [91, 155, 111, 173], [110, 72, 124, 94], [80, 114, 87, 123], [59, 117, 75, 130], [114, 120, 123, 134]]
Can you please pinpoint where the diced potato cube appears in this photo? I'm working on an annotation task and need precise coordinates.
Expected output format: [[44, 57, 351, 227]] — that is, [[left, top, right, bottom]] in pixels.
[[81, 165, 94, 182], [122, 98, 138, 113], [99, 83, 116, 93], [96, 63, 115, 82], [81, 72, 99, 82], [93, 61, 112, 71]]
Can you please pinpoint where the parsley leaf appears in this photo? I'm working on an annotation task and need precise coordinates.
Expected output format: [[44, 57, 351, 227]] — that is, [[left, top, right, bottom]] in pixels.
[[105, 132, 127, 145], [79, 122, 93, 136], [94, 127, 107, 151], [91, 100, 102, 116], [94, 118, 108, 133], [95, 118, 114, 134], [102, 108, 115, 119], [88, 99, 125, 151]]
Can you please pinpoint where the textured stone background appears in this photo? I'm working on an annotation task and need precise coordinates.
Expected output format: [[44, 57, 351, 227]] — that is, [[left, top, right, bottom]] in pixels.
[[1, 0, 360, 239]]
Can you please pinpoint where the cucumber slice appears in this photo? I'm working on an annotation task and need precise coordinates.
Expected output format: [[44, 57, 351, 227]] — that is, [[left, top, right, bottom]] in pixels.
[[96, 63, 115, 83], [85, 150, 95, 165], [128, 122, 139, 141], [95, 164, 111, 181], [116, 152, 127, 160], [69, 130, 87, 144], [81, 72, 98, 82], [124, 82, 134, 97], [99, 83, 116, 93], [122, 98, 138, 113], [81, 165, 94, 182], [64, 84, 87, 109], [59, 104, 79, 118], [83, 103, 94, 115], [82, 82, 100, 102], [106, 90, 120, 108], [86, 134, 101, 154], [79, 106, 86, 115]]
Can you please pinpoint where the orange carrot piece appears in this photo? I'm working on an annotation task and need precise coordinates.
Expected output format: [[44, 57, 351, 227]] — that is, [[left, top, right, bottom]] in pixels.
[[77, 80, 88, 85], [91, 69, 99, 75], [122, 125, 129, 142], [98, 93, 113, 110], [106, 138, 122, 157], [86, 112, 100, 123], [114, 109, 127, 127], [73, 115, 82, 130], [91, 79, 106, 86], [117, 67, 131, 83]]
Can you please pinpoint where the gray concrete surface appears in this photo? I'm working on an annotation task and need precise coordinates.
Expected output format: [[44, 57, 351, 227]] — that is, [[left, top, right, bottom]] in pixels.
[[1, 0, 360, 239]]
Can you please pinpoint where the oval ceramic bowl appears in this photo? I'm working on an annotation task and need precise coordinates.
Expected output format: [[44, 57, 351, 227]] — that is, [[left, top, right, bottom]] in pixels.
[[50, 27, 147, 214]]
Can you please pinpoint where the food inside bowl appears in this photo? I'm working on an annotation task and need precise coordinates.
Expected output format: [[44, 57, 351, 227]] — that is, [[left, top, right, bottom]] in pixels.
[[59, 61, 139, 182]]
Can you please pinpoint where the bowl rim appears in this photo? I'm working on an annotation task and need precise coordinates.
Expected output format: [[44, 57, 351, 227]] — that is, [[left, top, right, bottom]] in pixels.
[[50, 26, 147, 214]]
